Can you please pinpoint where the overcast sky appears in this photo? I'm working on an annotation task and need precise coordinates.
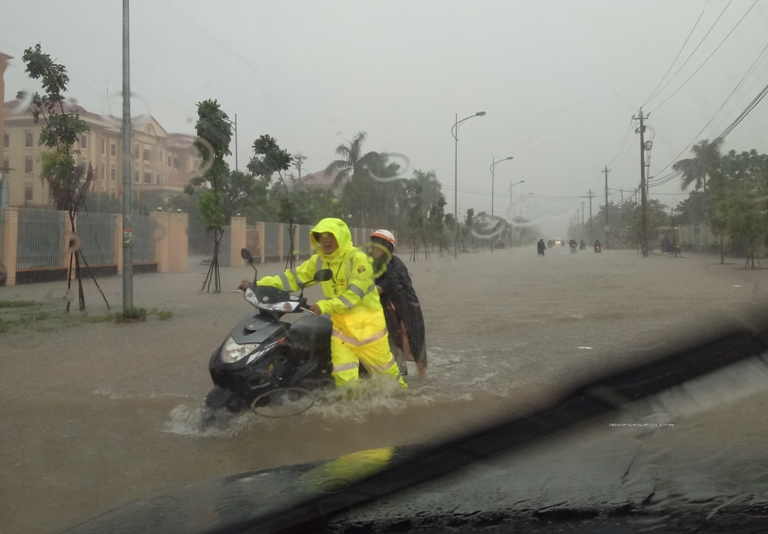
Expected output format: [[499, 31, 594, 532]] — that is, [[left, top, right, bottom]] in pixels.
[[2, 0, 767, 235]]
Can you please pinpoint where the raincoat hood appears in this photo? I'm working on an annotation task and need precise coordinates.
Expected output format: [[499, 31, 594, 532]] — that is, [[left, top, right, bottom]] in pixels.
[[310, 218, 353, 261]]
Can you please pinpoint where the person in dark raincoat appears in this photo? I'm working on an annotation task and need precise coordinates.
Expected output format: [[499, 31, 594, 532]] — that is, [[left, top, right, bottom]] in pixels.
[[368, 230, 428, 378], [537, 239, 546, 256]]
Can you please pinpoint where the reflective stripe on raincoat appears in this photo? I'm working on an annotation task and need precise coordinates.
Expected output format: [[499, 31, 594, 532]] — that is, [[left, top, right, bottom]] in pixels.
[[257, 218, 387, 344]]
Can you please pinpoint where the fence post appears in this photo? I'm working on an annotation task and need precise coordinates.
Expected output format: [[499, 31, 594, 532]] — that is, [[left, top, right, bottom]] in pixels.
[[114, 214, 123, 274], [278, 224, 284, 261], [150, 211, 171, 273], [230, 216, 246, 267], [169, 211, 188, 273], [257, 221, 265, 264], [2, 208, 18, 286]]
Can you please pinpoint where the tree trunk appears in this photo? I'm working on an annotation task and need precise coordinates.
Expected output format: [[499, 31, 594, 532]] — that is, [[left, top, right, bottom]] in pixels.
[[720, 234, 724, 265]]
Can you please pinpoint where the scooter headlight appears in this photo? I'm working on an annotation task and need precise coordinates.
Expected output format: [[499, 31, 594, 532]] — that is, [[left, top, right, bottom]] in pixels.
[[220, 335, 260, 364]]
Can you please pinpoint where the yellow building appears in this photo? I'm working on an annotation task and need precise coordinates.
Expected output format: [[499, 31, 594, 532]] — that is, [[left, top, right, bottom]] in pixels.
[[2, 98, 199, 207], [0, 51, 12, 206]]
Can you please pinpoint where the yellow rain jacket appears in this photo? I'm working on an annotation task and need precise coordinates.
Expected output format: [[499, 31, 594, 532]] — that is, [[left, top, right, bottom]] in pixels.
[[257, 218, 387, 344]]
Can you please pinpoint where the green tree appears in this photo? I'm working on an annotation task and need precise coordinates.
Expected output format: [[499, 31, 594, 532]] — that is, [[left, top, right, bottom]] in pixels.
[[247, 135, 294, 266], [189, 99, 232, 293], [325, 131, 401, 228], [20, 44, 109, 311], [674, 138, 723, 193]]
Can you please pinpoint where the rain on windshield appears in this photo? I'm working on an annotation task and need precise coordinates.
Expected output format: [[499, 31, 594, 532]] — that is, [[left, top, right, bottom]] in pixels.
[[1, 1, 768, 532]]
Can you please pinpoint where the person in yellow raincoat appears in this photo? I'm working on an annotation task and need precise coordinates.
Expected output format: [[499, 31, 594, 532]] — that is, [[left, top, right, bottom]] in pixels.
[[245, 218, 407, 389]]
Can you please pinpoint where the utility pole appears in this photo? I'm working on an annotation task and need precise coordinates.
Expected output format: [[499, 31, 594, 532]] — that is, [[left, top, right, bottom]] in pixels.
[[122, 0, 133, 311], [587, 189, 594, 241], [620, 188, 624, 243], [603, 166, 610, 249], [634, 108, 649, 257]]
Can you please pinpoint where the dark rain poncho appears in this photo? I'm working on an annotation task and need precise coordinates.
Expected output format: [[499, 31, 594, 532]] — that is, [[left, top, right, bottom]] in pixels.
[[375, 255, 427, 369]]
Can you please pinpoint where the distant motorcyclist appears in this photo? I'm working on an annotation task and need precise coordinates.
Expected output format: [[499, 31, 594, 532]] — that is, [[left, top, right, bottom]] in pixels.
[[594, 239, 601, 248], [579, 239, 586, 250], [537, 239, 546, 256]]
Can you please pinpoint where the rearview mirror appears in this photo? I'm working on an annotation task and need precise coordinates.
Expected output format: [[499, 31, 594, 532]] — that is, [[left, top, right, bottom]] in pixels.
[[241, 248, 253, 264], [314, 269, 333, 282]]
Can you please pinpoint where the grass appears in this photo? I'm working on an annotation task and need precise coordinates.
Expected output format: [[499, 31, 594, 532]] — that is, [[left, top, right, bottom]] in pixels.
[[0, 300, 46, 309], [0, 299, 173, 336]]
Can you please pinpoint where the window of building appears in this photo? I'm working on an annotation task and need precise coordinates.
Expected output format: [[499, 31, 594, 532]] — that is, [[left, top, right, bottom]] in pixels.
[[101, 163, 106, 180], [25, 130, 33, 147], [134, 170, 139, 183], [111, 143, 116, 156], [25, 156, 33, 173], [144, 172, 152, 184], [143, 149, 150, 161], [111, 167, 116, 181], [134, 143, 140, 158], [155, 174, 161, 184], [81, 135, 87, 149], [110, 190, 116, 200], [3, 133, 8, 148], [174, 157, 179, 169], [101, 138, 105, 154], [3, 158, 8, 171], [167, 155, 172, 167], [25, 185, 34, 203]]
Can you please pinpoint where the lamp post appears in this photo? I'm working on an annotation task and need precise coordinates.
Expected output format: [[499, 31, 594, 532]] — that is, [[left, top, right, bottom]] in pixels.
[[490, 156, 513, 218], [451, 111, 486, 258], [508, 180, 525, 211], [489, 156, 513, 253], [223, 114, 238, 172]]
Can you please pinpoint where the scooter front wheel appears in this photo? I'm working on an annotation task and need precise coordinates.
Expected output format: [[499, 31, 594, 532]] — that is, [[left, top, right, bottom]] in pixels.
[[250, 387, 314, 418]]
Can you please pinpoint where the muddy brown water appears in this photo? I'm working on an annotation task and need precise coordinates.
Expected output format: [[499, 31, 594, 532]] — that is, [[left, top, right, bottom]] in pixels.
[[1, 248, 767, 533]]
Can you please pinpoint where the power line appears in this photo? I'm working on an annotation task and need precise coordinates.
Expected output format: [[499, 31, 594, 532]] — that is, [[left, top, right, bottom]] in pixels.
[[719, 80, 768, 138], [612, 134, 638, 169], [646, 0, 733, 108], [708, 49, 768, 137], [650, 0, 758, 114], [606, 118, 634, 168], [643, 1, 711, 106], [651, 50, 768, 179]]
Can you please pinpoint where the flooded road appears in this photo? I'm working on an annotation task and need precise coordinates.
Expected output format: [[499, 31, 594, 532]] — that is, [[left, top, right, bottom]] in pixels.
[[1, 247, 766, 533]]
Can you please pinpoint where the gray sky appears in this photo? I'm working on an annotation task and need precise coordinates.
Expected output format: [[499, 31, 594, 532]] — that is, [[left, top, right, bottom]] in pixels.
[[2, 0, 767, 236]]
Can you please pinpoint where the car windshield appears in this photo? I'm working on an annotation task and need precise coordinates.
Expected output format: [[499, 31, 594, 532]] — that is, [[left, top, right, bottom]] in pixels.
[[1, 1, 767, 532]]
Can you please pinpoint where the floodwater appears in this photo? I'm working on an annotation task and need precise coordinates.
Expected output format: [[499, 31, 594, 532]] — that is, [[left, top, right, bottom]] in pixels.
[[1, 247, 767, 533]]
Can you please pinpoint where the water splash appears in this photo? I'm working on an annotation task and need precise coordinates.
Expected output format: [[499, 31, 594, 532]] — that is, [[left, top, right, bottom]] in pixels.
[[163, 404, 262, 438]]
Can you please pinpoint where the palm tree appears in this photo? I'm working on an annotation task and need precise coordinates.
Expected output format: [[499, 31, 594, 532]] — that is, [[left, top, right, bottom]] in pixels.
[[325, 131, 379, 226], [674, 138, 723, 193]]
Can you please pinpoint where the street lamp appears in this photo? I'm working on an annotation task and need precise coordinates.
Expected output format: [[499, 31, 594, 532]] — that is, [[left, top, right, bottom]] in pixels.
[[223, 114, 239, 172], [451, 111, 486, 258], [488, 156, 513, 253], [508, 180, 525, 209], [490, 156, 513, 218]]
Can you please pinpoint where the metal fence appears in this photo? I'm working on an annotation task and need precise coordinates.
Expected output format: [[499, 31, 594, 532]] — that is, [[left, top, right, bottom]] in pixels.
[[219, 225, 231, 267], [264, 222, 279, 258], [299, 224, 312, 255], [132, 215, 156, 264], [0, 208, 5, 268], [16, 208, 65, 270], [246, 225, 260, 256], [282, 224, 294, 257], [78, 212, 115, 266]]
